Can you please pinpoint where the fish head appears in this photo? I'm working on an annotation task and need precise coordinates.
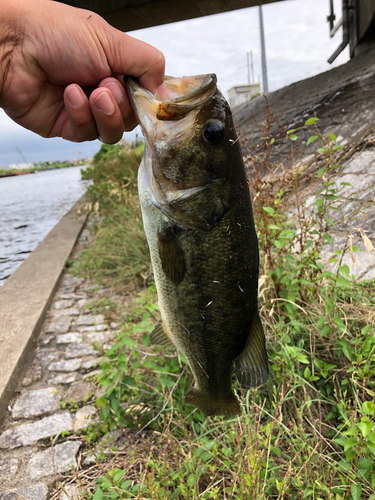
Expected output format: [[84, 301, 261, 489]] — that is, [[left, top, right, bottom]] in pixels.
[[125, 74, 244, 230]]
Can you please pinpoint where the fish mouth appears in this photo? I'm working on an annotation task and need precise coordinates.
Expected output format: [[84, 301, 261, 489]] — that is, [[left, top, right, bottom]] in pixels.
[[124, 74, 217, 146]]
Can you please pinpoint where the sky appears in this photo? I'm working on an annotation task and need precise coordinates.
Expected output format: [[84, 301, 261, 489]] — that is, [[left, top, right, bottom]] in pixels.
[[0, 0, 348, 166]]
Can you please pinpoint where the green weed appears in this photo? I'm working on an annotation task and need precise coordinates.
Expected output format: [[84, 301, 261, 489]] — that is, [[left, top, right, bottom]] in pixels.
[[73, 142, 149, 289], [60, 398, 80, 413]]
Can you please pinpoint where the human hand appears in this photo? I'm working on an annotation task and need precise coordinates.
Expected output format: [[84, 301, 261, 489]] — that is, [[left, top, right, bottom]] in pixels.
[[0, 0, 167, 144]]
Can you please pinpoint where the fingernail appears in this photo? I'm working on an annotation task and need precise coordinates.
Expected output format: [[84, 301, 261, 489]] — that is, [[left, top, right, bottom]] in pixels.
[[94, 92, 115, 115], [103, 81, 123, 103], [157, 83, 169, 100], [67, 86, 84, 108]]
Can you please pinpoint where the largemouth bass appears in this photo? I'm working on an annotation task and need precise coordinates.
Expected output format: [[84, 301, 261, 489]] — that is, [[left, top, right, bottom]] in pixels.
[[125, 74, 268, 417]]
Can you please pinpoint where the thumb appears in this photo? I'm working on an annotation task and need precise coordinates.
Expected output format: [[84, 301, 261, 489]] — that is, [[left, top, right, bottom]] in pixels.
[[103, 27, 168, 98]]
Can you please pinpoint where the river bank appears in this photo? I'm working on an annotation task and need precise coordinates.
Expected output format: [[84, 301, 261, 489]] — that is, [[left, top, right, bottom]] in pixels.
[[0, 53, 374, 497], [2, 134, 371, 499], [0, 170, 36, 179]]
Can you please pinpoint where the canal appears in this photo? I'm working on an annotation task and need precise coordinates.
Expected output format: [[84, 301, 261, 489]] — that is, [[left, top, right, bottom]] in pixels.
[[0, 166, 87, 286]]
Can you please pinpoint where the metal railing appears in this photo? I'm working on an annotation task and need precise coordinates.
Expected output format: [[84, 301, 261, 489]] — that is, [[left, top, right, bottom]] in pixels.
[[327, 0, 349, 63]]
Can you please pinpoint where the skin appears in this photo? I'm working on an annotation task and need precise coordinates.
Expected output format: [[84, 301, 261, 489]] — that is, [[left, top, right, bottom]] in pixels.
[[0, 0, 168, 144]]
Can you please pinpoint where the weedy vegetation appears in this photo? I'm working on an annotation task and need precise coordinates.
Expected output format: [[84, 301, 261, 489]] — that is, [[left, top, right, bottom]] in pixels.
[[65, 112, 375, 499], [76, 141, 150, 288]]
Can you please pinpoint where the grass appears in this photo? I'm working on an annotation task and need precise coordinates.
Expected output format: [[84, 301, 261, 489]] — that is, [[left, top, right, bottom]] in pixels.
[[64, 120, 375, 499], [74, 141, 149, 289]]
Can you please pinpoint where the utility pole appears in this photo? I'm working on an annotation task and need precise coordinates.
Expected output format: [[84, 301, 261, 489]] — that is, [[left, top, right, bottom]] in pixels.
[[259, 5, 269, 93], [246, 52, 251, 84], [246, 51, 255, 85], [250, 50, 255, 85], [238, 52, 256, 85]]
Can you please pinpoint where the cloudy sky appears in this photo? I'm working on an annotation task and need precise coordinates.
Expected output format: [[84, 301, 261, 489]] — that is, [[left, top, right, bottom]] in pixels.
[[0, 0, 347, 166]]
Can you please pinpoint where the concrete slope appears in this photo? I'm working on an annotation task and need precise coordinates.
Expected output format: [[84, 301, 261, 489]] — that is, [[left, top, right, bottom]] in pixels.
[[233, 46, 375, 154], [0, 196, 88, 423], [233, 48, 375, 282]]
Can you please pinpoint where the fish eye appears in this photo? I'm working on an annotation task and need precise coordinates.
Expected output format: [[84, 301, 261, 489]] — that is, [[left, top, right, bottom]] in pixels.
[[203, 120, 225, 145]]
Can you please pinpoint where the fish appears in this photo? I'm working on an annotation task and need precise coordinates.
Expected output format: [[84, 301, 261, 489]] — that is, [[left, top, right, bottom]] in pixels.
[[124, 74, 268, 417]]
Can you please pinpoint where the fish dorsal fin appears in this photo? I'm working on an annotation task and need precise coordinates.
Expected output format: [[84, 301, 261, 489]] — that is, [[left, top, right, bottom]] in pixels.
[[150, 320, 174, 347], [234, 310, 269, 388], [157, 226, 185, 285]]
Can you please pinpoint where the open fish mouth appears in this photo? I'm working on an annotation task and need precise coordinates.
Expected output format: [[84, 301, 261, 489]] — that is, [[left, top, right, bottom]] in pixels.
[[124, 74, 217, 145]]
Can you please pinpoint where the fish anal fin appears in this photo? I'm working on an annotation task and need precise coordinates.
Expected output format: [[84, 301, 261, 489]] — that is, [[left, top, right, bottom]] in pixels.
[[235, 310, 269, 388], [185, 387, 241, 417], [157, 226, 185, 285], [150, 319, 174, 347]]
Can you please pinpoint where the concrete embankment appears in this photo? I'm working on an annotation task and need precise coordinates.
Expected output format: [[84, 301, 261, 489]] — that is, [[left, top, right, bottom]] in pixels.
[[0, 210, 121, 498], [0, 196, 88, 424], [234, 47, 375, 154], [233, 46, 375, 279], [0, 204, 127, 499]]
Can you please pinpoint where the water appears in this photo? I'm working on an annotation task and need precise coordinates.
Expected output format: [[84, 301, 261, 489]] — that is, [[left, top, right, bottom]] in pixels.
[[0, 166, 87, 287]]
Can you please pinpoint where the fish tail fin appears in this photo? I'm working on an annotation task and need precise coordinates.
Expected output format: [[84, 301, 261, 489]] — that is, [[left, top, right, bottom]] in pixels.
[[235, 309, 269, 388], [185, 387, 241, 417]]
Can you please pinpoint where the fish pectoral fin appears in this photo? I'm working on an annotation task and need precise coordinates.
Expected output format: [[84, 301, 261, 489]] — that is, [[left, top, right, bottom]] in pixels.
[[234, 310, 269, 388], [185, 387, 241, 417], [157, 226, 186, 285], [150, 320, 174, 347]]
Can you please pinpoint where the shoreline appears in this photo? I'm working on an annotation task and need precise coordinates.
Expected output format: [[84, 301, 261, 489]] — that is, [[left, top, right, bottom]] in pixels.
[[0, 163, 88, 179], [0, 170, 36, 178]]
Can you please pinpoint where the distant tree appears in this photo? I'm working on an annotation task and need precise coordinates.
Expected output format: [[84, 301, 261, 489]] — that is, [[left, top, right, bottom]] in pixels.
[[93, 144, 121, 163]]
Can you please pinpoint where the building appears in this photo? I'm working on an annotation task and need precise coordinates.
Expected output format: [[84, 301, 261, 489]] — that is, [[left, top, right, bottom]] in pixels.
[[8, 163, 34, 170], [227, 83, 261, 109]]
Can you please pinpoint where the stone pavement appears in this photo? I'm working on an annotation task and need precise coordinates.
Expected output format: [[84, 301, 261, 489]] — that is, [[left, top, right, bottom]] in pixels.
[[0, 224, 117, 499]]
